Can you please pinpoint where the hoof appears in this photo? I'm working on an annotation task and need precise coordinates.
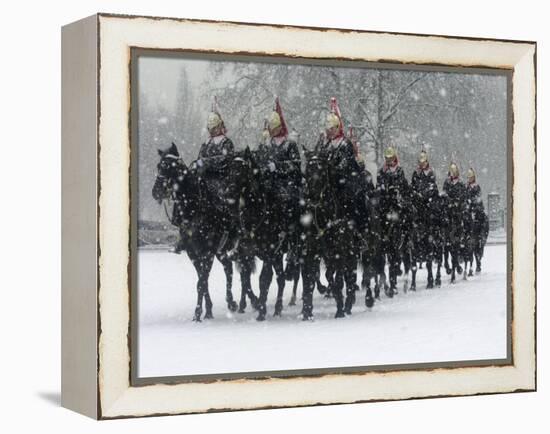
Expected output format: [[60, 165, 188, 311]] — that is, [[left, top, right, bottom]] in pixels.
[[256, 312, 266, 321], [302, 313, 314, 321], [238, 300, 246, 313], [204, 311, 214, 320], [274, 301, 283, 316], [426, 281, 434, 289], [317, 284, 328, 294], [435, 277, 441, 287], [288, 296, 297, 306], [365, 296, 374, 308], [468, 269, 474, 277], [334, 310, 345, 318], [410, 284, 416, 292], [227, 301, 238, 312], [445, 266, 452, 275], [457, 265, 463, 274], [192, 315, 202, 322]]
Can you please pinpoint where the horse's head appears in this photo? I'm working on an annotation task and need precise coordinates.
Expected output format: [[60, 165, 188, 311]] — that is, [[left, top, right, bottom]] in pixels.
[[303, 145, 329, 202], [152, 142, 188, 203]]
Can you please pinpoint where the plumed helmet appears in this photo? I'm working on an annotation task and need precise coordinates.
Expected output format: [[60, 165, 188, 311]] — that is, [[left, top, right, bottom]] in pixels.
[[268, 111, 282, 132], [449, 162, 459, 178], [467, 167, 476, 182], [418, 150, 428, 164], [268, 97, 288, 138], [207, 96, 226, 136], [326, 112, 340, 130], [207, 112, 223, 131], [384, 146, 397, 161], [325, 97, 344, 139]]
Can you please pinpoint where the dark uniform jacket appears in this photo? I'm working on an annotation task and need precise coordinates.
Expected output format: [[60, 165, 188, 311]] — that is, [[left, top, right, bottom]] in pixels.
[[377, 164, 410, 216], [316, 136, 365, 220], [197, 134, 234, 176], [257, 137, 302, 198], [443, 177, 468, 234], [411, 167, 439, 224]]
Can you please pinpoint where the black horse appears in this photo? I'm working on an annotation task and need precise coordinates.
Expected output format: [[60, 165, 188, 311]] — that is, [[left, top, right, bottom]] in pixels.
[[152, 143, 240, 321], [301, 147, 362, 318], [226, 147, 292, 321], [465, 202, 490, 276], [441, 184, 468, 283], [360, 189, 386, 301]]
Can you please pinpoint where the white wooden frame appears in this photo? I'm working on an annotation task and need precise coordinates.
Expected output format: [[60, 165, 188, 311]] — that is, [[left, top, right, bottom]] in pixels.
[[61, 13, 536, 419]]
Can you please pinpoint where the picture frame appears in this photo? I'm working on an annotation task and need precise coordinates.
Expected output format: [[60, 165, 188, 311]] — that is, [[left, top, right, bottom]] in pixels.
[[61, 13, 536, 419]]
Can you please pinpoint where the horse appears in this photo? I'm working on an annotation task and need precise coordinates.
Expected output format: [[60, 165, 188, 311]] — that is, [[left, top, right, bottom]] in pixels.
[[226, 147, 292, 321], [360, 190, 386, 301], [152, 143, 239, 321], [441, 189, 467, 283], [409, 192, 444, 291], [301, 147, 362, 318], [465, 202, 489, 276]]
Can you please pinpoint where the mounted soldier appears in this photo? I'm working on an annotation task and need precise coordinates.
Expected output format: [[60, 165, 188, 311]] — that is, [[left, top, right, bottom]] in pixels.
[[311, 98, 366, 316], [254, 97, 302, 319], [442, 162, 468, 282], [465, 167, 489, 275], [465, 168, 482, 210], [410, 149, 440, 289], [377, 146, 410, 295], [173, 97, 236, 254]]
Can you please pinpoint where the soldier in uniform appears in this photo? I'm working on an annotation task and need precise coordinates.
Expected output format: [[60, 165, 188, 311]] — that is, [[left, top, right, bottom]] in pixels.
[[465, 168, 482, 209], [465, 167, 489, 274], [255, 97, 302, 319], [410, 150, 439, 288], [173, 99, 235, 253], [377, 146, 410, 295], [442, 162, 468, 281]]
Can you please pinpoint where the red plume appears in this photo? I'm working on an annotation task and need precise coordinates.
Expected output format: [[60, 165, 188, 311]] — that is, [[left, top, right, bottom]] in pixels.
[[274, 97, 289, 138], [330, 97, 345, 139]]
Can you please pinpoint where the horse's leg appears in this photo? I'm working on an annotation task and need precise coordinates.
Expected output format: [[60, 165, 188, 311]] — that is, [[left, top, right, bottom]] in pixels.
[[324, 264, 334, 298], [361, 255, 375, 307], [257, 260, 273, 321], [202, 256, 215, 319], [450, 247, 457, 284], [219, 255, 237, 312], [289, 262, 300, 306], [301, 257, 315, 320], [238, 258, 254, 313], [333, 269, 345, 318], [344, 266, 358, 315], [426, 259, 434, 289], [192, 258, 205, 322], [403, 249, 411, 293], [273, 255, 286, 316], [475, 244, 482, 273], [387, 250, 398, 298], [444, 244, 452, 275], [410, 263, 417, 292]]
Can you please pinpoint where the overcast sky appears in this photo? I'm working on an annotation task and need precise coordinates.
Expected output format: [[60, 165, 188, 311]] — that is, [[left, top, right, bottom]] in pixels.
[[138, 55, 209, 109]]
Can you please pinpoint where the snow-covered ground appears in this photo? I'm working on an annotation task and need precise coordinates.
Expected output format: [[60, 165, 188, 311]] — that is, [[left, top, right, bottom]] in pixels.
[[137, 244, 508, 378]]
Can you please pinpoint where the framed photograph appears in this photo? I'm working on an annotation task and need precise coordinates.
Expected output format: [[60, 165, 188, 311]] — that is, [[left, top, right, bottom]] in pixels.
[[61, 13, 536, 419]]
